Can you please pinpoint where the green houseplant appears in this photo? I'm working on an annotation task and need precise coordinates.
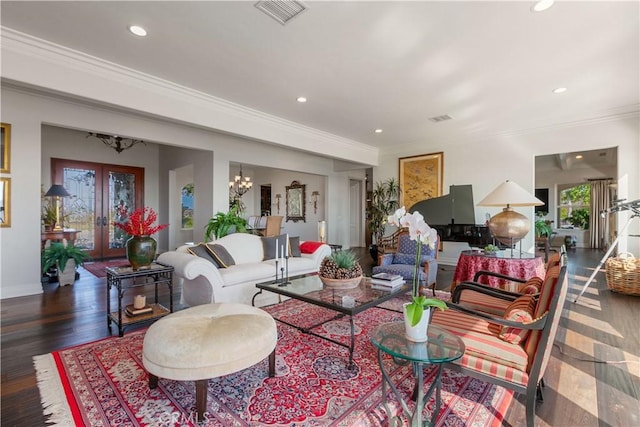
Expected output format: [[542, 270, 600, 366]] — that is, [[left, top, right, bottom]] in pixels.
[[204, 205, 248, 241], [368, 178, 401, 261], [41, 242, 91, 285], [535, 219, 553, 238], [387, 207, 447, 340], [41, 203, 57, 231]]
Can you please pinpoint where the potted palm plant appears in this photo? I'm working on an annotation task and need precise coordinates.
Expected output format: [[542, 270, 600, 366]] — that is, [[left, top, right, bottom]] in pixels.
[[367, 178, 401, 263], [41, 242, 91, 285], [387, 207, 447, 341]]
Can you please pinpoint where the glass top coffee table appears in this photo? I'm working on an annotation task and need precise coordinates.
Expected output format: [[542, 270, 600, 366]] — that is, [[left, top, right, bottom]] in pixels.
[[254, 274, 409, 368], [370, 323, 465, 426]]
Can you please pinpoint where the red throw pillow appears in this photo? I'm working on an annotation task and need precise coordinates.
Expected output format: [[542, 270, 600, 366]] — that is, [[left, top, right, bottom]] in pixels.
[[300, 241, 324, 254]]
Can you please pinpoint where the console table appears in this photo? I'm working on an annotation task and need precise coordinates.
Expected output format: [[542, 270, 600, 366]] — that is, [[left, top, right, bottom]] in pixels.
[[452, 250, 545, 291], [106, 262, 174, 337], [40, 228, 80, 249]]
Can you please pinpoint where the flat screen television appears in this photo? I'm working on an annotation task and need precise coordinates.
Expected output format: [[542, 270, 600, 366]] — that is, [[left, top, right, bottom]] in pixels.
[[535, 188, 549, 214]]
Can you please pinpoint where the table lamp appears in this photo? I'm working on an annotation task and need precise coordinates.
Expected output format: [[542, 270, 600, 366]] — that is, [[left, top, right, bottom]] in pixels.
[[44, 184, 71, 231], [477, 180, 543, 246], [318, 220, 327, 243]]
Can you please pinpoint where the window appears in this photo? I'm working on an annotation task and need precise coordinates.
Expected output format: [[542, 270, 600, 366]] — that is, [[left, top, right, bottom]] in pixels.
[[181, 183, 194, 229], [558, 183, 590, 229]]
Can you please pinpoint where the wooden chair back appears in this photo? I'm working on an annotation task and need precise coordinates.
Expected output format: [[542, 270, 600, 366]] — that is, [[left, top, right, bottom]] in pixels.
[[263, 216, 283, 237]]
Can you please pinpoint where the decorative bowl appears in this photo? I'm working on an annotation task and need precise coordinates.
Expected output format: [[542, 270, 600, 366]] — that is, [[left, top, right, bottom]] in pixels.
[[319, 275, 363, 289]]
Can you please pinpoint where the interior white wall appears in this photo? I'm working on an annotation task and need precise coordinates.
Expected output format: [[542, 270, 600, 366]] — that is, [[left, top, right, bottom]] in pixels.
[[0, 87, 363, 299], [377, 117, 639, 256], [159, 145, 214, 249]]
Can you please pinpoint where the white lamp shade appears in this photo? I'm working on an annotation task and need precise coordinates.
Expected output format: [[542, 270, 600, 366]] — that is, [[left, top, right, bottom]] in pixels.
[[477, 180, 544, 207]]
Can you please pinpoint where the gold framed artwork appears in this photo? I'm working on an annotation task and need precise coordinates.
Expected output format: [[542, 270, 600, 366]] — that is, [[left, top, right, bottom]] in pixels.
[[398, 152, 444, 209], [0, 177, 10, 227], [285, 180, 306, 222], [1, 123, 10, 173]]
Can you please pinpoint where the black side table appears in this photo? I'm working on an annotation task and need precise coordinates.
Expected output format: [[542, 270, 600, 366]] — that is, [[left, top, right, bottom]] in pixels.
[[106, 262, 174, 337], [370, 322, 465, 426]]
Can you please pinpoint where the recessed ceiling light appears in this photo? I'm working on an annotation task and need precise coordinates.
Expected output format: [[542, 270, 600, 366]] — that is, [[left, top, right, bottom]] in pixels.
[[575, 155, 583, 159], [374, 129, 383, 133], [553, 87, 567, 94], [129, 25, 147, 37], [531, 0, 554, 12], [296, 97, 307, 103]]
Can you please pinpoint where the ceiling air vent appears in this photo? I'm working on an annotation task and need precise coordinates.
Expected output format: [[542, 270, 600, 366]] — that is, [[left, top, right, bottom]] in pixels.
[[255, 1, 307, 25], [428, 114, 452, 123]]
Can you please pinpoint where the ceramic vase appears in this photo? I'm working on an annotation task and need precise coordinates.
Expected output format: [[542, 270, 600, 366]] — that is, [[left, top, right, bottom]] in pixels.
[[403, 303, 430, 342], [126, 235, 156, 270]]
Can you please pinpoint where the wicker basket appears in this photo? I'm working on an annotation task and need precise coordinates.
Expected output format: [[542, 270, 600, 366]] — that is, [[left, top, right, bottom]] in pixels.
[[319, 275, 363, 289], [605, 253, 640, 296]]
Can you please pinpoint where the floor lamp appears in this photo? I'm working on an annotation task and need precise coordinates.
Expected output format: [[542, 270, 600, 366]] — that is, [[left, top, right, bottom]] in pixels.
[[573, 199, 640, 303]]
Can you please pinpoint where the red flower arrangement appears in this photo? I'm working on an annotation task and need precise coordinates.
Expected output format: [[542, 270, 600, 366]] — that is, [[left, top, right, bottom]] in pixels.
[[113, 207, 169, 236]]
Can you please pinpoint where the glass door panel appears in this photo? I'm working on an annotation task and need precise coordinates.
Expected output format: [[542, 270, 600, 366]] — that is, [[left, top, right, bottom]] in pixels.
[[61, 166, 98, 253], [53, 158, 144, 260], [108, 170, 137, 251]]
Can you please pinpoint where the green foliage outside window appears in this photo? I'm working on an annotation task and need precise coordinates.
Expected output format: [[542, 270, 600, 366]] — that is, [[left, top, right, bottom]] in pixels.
[[559, 184, 590, 229]]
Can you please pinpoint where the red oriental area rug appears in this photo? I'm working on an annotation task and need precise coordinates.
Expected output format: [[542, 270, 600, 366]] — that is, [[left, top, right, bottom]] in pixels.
[[34, 296, 513, 426], [81, 259, 130, 278]]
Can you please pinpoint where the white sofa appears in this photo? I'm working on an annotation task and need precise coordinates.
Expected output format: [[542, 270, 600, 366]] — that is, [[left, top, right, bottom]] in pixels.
[[157, 233, 331, 307]]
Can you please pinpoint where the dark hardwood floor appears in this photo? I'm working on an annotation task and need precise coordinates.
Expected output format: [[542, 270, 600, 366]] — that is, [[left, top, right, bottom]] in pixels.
[[1, 248, 638, 426]]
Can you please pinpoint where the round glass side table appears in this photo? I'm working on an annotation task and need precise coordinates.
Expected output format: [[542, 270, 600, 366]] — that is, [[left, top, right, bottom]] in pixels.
[[370, 322, 465, 426]]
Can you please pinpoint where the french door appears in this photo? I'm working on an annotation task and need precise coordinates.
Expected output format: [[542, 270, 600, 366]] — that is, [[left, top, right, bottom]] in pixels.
[[52, 158, 144, 260]]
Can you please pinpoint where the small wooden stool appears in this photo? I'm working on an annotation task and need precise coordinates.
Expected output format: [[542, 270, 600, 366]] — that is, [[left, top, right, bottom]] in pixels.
[[142, 303, 277, 421]]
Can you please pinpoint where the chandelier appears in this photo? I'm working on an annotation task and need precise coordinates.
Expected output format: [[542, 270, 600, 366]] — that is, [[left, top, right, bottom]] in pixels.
[[229, 165, 253, 198], [87, 132, 146, 153]]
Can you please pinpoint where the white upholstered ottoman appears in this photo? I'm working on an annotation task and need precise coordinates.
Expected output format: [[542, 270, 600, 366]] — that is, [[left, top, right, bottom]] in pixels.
[[142, 303, 277, 421]]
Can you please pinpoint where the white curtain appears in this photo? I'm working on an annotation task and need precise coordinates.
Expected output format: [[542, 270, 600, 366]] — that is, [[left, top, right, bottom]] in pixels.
[[589, 180, 612, 249]]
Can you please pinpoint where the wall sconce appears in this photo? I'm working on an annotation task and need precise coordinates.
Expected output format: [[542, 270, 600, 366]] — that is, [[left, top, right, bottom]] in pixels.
[[318, 220, 327, 243], [311, 191, 320, 214], [275, 194, 282, 214]]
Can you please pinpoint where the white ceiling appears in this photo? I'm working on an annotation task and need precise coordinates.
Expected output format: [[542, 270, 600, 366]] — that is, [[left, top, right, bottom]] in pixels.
[[1, 1, 638, 151]]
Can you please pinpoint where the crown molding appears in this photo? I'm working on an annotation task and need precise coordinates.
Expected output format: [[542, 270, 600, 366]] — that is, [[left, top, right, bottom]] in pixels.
[[0, 27, 378, 165], [382, 105, 639, 156]]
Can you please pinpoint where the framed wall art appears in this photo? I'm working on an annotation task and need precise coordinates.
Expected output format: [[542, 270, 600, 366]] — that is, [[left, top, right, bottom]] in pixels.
[[399, 152, 443, 210], [1, 123, 10, 174], [0, 177, 10, 227], [285, 180, 306, 222]]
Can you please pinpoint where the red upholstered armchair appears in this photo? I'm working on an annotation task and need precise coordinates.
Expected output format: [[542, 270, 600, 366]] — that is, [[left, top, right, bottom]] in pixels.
[[372, 231, 439, 295], [431, 255, 568, 427]]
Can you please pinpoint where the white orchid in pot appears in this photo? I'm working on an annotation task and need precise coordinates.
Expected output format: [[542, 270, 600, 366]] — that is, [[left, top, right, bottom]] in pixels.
[[388, 207, 447, 340]]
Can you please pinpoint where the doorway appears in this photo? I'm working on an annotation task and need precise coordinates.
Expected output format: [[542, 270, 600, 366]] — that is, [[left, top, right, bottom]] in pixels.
[[260, 185, 271, 216], [349, 179, 363, 247], [52, 158, 144, 259], [534, 147, 617, 250]]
